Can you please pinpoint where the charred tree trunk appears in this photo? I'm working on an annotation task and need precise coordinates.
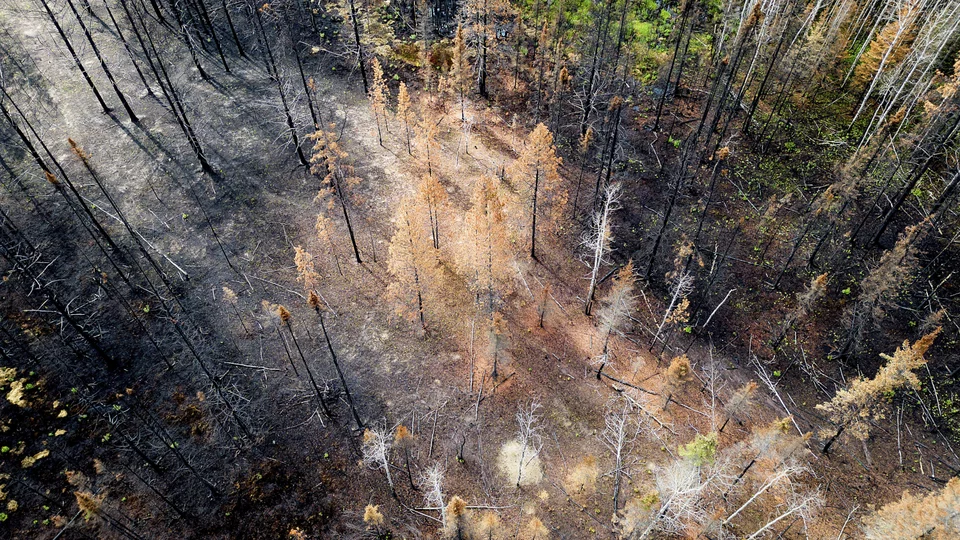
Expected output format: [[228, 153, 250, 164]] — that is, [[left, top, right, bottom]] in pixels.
[[313, 307, 363, 430], [39, 0, 111, 113]]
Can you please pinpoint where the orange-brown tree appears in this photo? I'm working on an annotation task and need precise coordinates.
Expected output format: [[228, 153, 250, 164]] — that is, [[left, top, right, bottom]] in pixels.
[[417, 173, 450, 250], [369, 57, 389, 146], [387, 194, 441, 331], [397, 82, 413, 154], [449, 23, 469, 122], [461, 175, 514, 379], [507, 123, 565, 260], [862, 476, 960, 538], [818, 328, 941, 453], [309, 126, 363, 263], [415, 111, 442, 178]]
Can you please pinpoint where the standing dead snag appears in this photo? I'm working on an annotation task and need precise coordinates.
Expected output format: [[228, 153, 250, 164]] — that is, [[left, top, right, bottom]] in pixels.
[[720, 418, 821, 537], [595, 261, 637, 380], [315, 214, 344, 276], [294, 246, 321, 290], [600, 398, 639, 513], [723, 417, 809, 502], [818, 328, 941, 453], [462, 176, 513, 308], [449, 23, 470, 123], [307, 292, 364, 430], [519, 517, 550, 539], [536, 282, 551, 328], [221, 286, 249, 335], [476, 512, 504, 539], [571, 127, 594, 218], [663, 433, 726, 525], [276, 304, 331, 418], [363, 504, 386, 535], [507, 123, 565, 260], [309, 127, 363, 263], [362, 425, 396, 498], [419, 463, 445, 524], [397, 82, 413, 155], [333, 0, 369, 92], [583, 182, 622, 315], [771, 273, 827, 351], [394, 425, 417, 491], [839, 219, 929, 358], [651, 270, 693, 352], [63, 0, 139, 123], [415, 111, 441, 178], [564, 455, 600, 503], [387, 194, 440, 331], [417, 173, 449, 250], [368, 57, 389, 146], [265, 301, 300, 377], [489, 311, 508, 380], [513, 400, 544, 488], [38, 0, 110, 113], [447, 24, 472, 165], [461, 175, 514, 380]]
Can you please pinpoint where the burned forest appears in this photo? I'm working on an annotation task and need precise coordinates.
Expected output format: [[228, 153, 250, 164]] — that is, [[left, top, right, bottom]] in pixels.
[[1, 0, 960, 537]]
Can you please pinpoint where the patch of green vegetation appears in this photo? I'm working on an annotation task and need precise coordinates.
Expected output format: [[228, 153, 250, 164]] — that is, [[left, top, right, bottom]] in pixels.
[[930, 392, 960, 444], [678, 432, 718, 465]]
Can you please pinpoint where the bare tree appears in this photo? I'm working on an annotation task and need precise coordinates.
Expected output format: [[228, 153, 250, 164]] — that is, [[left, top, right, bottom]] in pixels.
[[362, 424, 396, 497], [583, 182, 622, 316], [744, 489, 823, 539], [722, 462, 810, 529], [515, 400, 544, 488], [420, 463, 445, 524], [651, 271, 694, 350], [595, 261, 637, 380], [600, 397, 639, 512], [632, 434, 735, 539]]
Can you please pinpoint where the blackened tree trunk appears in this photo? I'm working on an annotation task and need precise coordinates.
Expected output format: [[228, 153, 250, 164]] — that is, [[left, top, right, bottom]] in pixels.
[[65, 0, 139, 123], [347, 0, 369, 93], [39, 0, 111, 113], [870, 109, 960, 245], [220, 0, 246, 58], [285, 320, 333, 417], [579, 0, 611, 135], [193, 0, 230, 71], [139, 11, 214, 173], [655, 0, 694, 131], [253, 7, 308, 166], [102, 0, 154, 98], [170, 0, 210, 80], [313, 306, 363, 429]]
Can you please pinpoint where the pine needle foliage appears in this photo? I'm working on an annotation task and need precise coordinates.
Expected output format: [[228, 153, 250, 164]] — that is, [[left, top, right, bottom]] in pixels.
[[817, 328, 941, 441], [862, 476, 960, 539], [507, 123, 565, 259], [387, 194, 441, 329]]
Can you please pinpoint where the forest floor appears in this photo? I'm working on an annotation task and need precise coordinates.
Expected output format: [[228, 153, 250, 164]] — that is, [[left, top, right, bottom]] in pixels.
[[1, 2, 955, 538]]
